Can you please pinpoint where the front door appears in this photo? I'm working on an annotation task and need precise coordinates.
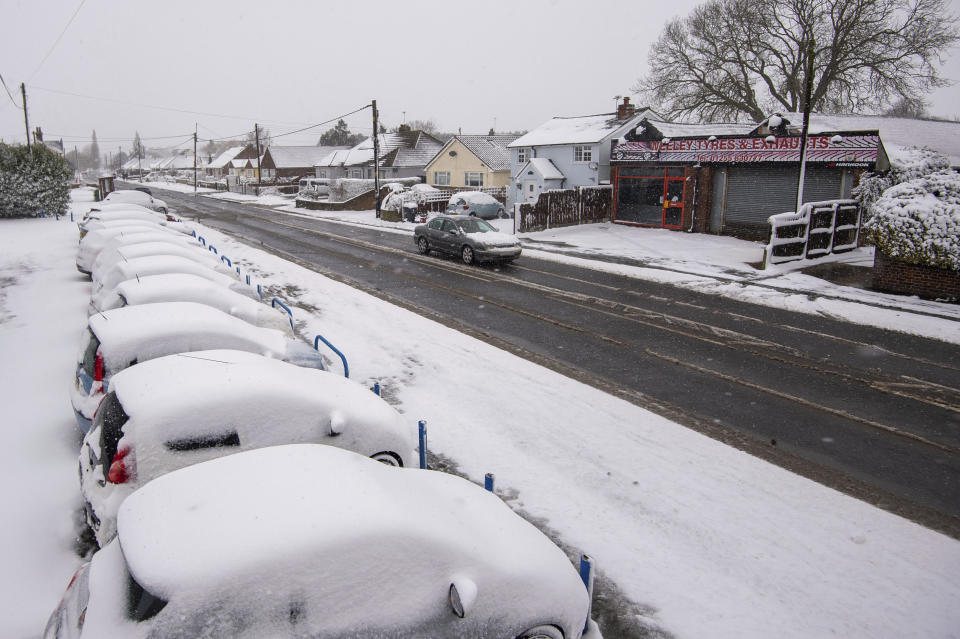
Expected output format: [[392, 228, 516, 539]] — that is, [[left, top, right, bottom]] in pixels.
[[523, 180, 539, 203]]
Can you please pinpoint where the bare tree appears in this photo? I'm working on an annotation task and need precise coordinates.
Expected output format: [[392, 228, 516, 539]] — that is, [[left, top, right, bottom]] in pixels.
[[634, 0, 959, 122], [407, 118, 438, 133]]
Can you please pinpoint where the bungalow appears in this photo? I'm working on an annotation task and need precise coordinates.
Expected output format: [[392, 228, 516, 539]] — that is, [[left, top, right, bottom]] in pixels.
[[315, 127, 444, 180], [206, 146, 246, 180], [609, 113, 900, 238], [507, 97, 656, 206], [260, 145, 348, 181], [424, 134, 519, 189]]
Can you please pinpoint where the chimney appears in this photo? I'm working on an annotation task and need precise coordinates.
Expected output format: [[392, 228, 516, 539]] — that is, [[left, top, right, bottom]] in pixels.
[[617, 96, 636, 120]]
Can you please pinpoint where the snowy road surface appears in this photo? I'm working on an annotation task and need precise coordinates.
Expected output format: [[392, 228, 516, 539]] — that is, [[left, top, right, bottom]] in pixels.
[[1, 197, 959, 638]]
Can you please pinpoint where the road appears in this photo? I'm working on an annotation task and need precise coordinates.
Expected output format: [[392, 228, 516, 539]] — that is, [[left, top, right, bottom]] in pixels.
[[147, 185, 960, 538]]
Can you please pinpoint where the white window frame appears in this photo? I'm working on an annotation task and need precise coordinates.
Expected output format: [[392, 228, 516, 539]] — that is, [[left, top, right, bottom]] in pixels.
[[434, 171, 450, 186], [517, 148, 528, 164], [574, 145, 593, 163], [464, 171, 484, 187]]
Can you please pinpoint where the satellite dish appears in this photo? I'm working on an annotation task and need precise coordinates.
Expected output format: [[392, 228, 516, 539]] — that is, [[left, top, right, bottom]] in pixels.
[[589, 161, 598, 170]]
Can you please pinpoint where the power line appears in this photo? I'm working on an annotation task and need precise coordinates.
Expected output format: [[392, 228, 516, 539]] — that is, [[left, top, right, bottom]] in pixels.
[[0, 72, 23, 108], [47, 131, 194, 142], [28, 0, 88, 82], [29, 84, 314, 126]]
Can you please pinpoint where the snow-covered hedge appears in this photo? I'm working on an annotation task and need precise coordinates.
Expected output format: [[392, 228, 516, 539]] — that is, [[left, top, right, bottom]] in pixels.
[[0, 143, 72, 218], [865, 168, 960, 271], [854, 147, 951, 216]]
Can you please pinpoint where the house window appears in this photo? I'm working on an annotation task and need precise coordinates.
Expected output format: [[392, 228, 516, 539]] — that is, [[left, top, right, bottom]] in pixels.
[[464, 172, 484, 187], [517, 148, 528, 163], [349, 169, 362, 178], [574, 145, 592, 163], [319, 170, 327, 178], [434, 171, 450, 186]]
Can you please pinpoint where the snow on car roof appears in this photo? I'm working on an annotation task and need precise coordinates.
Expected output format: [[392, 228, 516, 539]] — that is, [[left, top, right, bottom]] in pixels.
[[449, 191, 498, 204], [114, 273, 265, 314], [97, 254, 238, 292], [89, 302, 289, 372], [116, 444, 587, 634], [104, 190, 153, 204], [109, 350, 412, 482]]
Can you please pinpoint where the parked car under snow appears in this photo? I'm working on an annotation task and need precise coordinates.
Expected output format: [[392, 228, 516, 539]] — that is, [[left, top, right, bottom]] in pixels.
[[90, 254, 251, 312], [445, 191, 506, 219], [75, 225, 188, 275], [90, 241, 232, 286], [78, 350, 416, 546], [79, 208, 190, 239], [47, 444, 601, 639], [101, 189, 169, 214], [70, 302, 331, 433], [101, 274, 289, 334]]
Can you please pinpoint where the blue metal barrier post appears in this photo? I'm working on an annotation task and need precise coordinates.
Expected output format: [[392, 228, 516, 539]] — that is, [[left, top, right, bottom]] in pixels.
[[313, 334, 349, 378], [418, 420, 428, 469], [579, 554, 595, 633], [372, 381, 381, 396], [484, 473, 495, 492]]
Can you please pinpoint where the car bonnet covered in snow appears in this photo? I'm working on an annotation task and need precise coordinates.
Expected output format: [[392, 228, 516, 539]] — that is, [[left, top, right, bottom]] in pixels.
[[110, 274, 283, 330], [90, 241, 227, 283], [110, 350, 415, 482], [76, 225, 183, 273], [113, 444, 589, 638], [87, 302, 295, 374]]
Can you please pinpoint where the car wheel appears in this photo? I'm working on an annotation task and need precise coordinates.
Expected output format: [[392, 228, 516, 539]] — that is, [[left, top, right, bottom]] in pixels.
[[516, 626, 563, 639], [461, 245, 475, 265], [371, 451, 402, 467], [417, 236, 429, 255]]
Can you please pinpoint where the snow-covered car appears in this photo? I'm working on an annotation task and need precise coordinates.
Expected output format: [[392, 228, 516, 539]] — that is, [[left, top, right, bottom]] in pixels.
[[90, 254, 250, 312], [79, 209, 190, 238], [47, 444, 601, 639], [70, 302, 331, 433], [78, 350, 416, 546], [90, 240, 230, 286], [101, 189, 169, 214], [445, 191, 506, 219], [99, 274, 289, 334], [415, 214, 522, 265], [76, 227, 193, 275]]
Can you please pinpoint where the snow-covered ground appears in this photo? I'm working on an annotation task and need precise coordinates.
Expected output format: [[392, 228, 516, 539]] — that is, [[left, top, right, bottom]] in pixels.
[[5, 188, 958, 638]]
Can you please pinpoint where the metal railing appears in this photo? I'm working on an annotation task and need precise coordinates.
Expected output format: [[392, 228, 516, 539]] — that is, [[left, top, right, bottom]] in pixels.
[[764, 199, 861, 267]]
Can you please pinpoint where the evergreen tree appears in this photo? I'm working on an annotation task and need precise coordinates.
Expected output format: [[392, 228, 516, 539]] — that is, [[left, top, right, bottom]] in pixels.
[[132, 132, 144, 159], [89, 130, 100, 169], [317, 119, 365, 147], [0, 143, 72, 217]]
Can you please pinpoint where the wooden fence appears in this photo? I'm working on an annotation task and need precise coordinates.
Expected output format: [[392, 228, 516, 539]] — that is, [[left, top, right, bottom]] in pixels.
[[517, 185, 612, 232]]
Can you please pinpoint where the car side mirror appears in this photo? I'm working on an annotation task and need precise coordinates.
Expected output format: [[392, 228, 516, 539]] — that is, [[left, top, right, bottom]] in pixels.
[[448, 577, 478, 618]]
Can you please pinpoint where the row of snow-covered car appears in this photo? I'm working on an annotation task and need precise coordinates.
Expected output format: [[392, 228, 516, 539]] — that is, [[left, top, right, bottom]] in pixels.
[[45, 188, 601, 638]]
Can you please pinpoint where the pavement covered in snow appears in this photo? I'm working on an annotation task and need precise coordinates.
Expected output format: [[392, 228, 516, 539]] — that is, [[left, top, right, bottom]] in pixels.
[[2, 188, 959, 638]]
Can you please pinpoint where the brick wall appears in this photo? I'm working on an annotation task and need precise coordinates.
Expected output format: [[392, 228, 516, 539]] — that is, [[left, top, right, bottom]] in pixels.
[[872, 250, 960, 301]]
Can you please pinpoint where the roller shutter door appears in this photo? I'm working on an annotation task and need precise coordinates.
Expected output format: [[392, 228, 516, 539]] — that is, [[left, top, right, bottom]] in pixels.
[[724, 165, 843, 227]]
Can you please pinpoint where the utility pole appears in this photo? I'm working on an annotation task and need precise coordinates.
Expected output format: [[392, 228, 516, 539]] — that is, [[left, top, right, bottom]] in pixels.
[[372, 99, 381, 219], [137, 140, 142, 183], [118, 145, 122, 173], [193, 124, 198, 193], [254, 123, 262, 189], [20, 83, 31, 160], [75, 145, 80, 180], [795, 36, 815, 214]]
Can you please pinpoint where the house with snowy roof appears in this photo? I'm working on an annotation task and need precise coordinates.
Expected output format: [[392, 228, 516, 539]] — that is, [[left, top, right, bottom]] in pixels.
[[314, 127, 444, 180], [206, 146, 246, 179], [507, 97, 656, 206], [260, 145, 348, 181], [423, 134, 519, 189]]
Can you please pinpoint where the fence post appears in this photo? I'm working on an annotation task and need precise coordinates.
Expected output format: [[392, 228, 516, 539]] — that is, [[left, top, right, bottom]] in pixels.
[[418, 420, 428, 469]]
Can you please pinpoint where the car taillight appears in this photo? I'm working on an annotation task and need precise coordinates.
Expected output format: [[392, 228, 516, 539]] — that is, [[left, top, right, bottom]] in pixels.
[[94, 351, 104, 383], [462, 205, 469, 210], [107, 446, 135, 484]]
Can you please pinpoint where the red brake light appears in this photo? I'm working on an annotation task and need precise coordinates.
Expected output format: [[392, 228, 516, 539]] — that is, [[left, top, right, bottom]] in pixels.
[[462, 205, 469, 210], [107, 446, 135, 484], [94, 351, 104, 383]]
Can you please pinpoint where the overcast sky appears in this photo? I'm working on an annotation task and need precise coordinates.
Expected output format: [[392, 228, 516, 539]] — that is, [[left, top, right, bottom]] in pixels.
[[1, 0, 959, 154]]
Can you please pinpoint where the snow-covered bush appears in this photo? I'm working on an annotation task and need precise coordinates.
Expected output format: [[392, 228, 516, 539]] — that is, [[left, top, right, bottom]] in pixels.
[[865, 169, 960, 271], [854, 147, 951, 216], [0, 143, 72, 218], [327, 177, 421, 203]]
